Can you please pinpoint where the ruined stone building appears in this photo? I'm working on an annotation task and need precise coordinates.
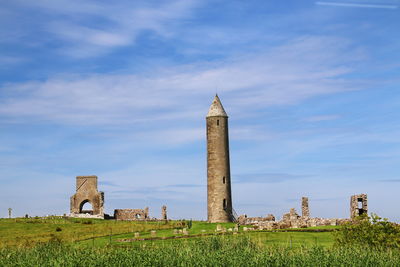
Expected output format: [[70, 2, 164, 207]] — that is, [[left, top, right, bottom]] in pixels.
[[70, 175, 104, 218], [207, 95, 233, 223], [239, 196, 353, 230], [350, 194, 368, 219], [114, 208, 149, 220]]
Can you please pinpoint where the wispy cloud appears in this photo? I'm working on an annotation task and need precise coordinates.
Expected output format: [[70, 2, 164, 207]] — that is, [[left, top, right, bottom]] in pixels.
[[6, 0, 199, 58], [303, 115, 340, 122], [380, 179, 400, 183], [234, 173, 311, 184], [109, 186, 197, 200], [0, 36, 364, 129], [0, 55, 26, 64], [165, 184, 205, 188], [316, 1, 398, 9], [98, 181, 119, 187]]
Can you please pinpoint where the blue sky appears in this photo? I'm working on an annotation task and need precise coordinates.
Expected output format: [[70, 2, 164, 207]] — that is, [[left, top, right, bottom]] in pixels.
[[0, 0, 399, 221]]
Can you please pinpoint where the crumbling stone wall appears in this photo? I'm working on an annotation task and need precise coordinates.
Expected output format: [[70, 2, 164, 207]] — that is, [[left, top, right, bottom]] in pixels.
[[114, 208, 149, 220], [241, 197, 351, 230], [238, 214, 275, 225], [283, 208, 300, 221], [70, 176, 104, 218], [350, 194, 368, 219]]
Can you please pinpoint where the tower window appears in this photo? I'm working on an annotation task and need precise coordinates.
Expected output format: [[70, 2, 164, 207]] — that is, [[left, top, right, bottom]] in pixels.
[[223, 176, 225, 184], [223, 199, 227, 209], [217, 119, 219, 126]]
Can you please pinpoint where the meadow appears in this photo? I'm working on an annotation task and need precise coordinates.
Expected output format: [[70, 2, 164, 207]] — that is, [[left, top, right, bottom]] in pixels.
[[1, 216, 399, 266], [0, 217, 178, 248], [1, 235, 400, 266]]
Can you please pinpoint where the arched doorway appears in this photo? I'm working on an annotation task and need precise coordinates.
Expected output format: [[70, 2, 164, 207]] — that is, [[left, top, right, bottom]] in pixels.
[[79, 200, 94, 215]]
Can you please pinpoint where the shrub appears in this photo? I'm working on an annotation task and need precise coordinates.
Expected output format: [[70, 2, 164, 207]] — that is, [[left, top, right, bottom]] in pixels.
[[334, 213, 400, 249]]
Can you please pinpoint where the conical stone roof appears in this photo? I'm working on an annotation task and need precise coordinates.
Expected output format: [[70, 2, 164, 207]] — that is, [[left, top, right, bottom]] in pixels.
[[206, 94, 228, 118]]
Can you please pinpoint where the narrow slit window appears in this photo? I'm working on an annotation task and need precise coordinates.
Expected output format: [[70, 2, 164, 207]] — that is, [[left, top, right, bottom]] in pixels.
[[217, 119, 219, 126], [223, 176, 225, 184], [223, 199, 227, 209]]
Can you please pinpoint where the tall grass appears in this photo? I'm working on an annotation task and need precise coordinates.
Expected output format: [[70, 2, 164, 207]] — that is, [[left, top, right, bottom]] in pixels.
[[1, 236, 399, 266]]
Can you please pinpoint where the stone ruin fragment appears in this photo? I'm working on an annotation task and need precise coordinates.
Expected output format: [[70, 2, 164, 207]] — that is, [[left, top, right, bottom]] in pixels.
[[350, 194, 368, 219]]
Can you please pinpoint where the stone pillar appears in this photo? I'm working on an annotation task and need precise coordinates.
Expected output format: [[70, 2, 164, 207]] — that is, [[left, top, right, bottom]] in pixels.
[[207, 95, 233, 223], [161, 205, 167, 220], [302, 197, 310, 218]]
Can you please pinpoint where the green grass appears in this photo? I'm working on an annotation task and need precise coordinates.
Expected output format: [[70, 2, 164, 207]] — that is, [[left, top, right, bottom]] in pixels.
[[1, 236, 399, 266], [0, 217, 177, 248], [76, 221, 334, 248], [1, 218, 397, 266], [0, 217, 336, 249], [246, 231, 334, 248], [77, 220, 237, 247]]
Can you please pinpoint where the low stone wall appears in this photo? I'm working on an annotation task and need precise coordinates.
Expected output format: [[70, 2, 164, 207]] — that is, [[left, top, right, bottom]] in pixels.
[[253, 217, 350, 230], [69, 213, 104, 219]]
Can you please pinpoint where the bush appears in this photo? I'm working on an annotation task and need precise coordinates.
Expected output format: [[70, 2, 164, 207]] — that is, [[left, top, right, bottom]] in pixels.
[[334, 214, 400, 249]]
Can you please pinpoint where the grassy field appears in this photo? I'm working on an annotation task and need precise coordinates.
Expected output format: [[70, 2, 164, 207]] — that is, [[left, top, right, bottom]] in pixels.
[[0, 217, 335, 249], [78, 226, 335, 248], [1, 218, 398, 266], [0, 217, 179, 248]]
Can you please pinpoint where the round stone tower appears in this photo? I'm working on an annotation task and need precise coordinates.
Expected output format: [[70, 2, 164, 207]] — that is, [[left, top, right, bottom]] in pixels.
[[206, 95, 233, 223]]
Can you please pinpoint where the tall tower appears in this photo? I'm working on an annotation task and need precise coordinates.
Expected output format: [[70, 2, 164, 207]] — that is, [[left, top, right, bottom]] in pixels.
[[207, 95, 233, 222]]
